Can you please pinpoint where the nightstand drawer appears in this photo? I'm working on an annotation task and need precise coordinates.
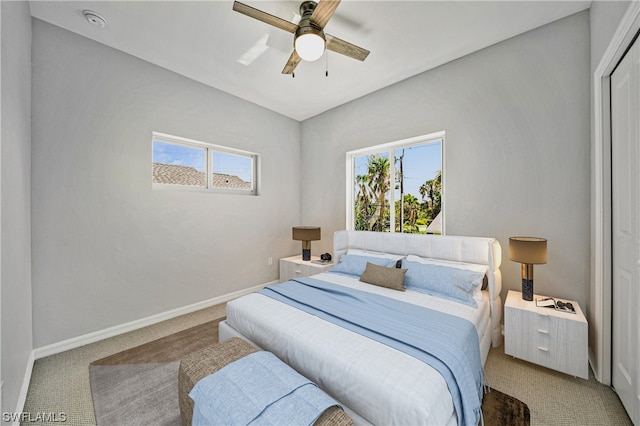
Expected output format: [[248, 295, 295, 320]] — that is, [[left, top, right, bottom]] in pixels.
[[534, 311, 555, 350], [505, 305, 554, 361], [533, 312, 559, 364]]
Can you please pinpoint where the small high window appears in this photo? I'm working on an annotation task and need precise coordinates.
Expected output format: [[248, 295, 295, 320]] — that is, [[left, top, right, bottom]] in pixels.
[[152, 132, 258, 195]]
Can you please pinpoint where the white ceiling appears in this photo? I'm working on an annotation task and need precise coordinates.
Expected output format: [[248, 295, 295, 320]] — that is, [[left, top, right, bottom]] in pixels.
[[29, 0, 591, 121]]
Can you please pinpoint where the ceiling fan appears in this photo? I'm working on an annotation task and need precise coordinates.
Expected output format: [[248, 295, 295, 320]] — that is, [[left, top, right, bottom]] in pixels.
[[232, 0, 370, 75]]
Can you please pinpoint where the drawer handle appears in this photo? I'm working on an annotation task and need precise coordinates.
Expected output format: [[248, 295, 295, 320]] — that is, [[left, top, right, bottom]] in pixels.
[[537, 329, 549, 334], [294, 269, 302, 274], [537, 346, 549, 352]]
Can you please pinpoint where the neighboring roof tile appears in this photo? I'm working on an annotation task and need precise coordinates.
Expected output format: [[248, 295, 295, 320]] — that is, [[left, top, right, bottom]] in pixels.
[[152, 163, 251, 190], [153, 163, 205, 186], [210, 172, 252, 190]]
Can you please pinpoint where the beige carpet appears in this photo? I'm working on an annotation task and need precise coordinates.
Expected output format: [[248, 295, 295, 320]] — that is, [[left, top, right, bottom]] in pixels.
[[484, 346, 632, 425], [23, 302, 631, 426]]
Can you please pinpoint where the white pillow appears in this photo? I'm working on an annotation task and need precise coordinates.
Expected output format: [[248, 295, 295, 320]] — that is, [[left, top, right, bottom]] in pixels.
[[348, 249, 404, 262], [405, 255, 488, 275]]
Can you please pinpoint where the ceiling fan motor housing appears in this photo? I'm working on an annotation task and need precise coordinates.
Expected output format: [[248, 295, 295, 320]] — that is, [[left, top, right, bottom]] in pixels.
[[295, 22, 325, 43], [295, 0, 326, 61], [299, 1, 318, 16], [296, 0, 325, 43]]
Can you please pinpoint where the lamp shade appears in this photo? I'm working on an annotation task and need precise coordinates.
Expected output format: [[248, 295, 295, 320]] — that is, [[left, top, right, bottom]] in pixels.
[[292, 226, 321, 241], [509, 237, 547, 264]]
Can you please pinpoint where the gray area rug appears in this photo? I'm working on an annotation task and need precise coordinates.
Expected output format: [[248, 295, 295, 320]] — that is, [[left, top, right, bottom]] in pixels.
[[89, 358, 530, 426], [89, 362, 182, 426]]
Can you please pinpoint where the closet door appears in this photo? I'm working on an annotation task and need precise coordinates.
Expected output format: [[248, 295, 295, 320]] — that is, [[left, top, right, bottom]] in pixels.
[[611, 34, 640, 426]]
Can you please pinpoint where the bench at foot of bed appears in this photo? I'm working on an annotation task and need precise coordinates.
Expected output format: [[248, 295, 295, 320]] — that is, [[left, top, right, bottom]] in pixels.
[[178, 337, 353, 426]]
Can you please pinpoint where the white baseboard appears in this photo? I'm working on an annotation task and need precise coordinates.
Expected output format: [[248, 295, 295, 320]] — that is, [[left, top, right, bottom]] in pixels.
[[32, 281, 276, 360], [12, 350, 35, 426]]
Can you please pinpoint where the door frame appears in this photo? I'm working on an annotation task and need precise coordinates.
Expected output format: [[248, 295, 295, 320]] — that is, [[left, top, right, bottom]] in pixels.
[[593, 1, 640, 385]]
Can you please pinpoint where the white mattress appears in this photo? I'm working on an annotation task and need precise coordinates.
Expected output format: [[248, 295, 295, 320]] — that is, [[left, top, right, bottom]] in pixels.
[[224, 272, 490, 425]]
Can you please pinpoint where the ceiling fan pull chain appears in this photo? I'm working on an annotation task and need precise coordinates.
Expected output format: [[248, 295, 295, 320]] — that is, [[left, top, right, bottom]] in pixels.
[[325, 52, 329, 77]]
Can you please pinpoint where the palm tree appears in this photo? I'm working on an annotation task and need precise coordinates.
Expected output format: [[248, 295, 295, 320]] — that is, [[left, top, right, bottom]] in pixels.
[[403, 194, 420, 231], [354, 173, 373, 230], [366, 154, 391, 231], [419, 169, 442, 219], [353, 154, 391, 231], [395, 193, 421, 232]]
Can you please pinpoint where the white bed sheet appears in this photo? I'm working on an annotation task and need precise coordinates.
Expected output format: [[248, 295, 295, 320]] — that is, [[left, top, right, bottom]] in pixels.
[[224, 272, 490, 426]]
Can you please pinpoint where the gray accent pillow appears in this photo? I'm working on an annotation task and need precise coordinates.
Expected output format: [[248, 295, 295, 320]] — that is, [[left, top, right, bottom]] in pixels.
[[359, 262, 407, 291]]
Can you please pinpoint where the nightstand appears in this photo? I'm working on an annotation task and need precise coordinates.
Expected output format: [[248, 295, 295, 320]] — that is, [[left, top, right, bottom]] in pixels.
[[504, 290, 588, 379], [279, 255, 334, 282]]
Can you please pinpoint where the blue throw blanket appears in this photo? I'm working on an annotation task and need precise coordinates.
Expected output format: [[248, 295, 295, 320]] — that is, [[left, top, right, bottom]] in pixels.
[[189, 351, 340, 425], [258, 277, 484, 426]]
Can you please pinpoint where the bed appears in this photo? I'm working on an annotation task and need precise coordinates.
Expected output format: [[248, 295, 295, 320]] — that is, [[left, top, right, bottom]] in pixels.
[[219, 230, 503, 425]]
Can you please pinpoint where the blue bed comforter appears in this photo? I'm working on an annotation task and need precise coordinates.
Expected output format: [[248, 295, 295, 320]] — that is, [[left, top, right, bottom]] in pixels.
[[258, 277, 484, 426]]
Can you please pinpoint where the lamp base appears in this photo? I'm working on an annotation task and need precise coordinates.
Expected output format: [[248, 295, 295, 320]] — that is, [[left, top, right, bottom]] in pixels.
[[302, 249, 311, 261], [522, 278, 533, 301]]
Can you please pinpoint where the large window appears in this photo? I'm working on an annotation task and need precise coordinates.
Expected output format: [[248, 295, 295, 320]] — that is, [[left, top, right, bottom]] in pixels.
[[346, 132, 443, 234], [152, 132, 259, 195]]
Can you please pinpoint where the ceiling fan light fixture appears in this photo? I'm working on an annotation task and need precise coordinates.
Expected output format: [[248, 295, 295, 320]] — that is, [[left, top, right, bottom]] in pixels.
[[295, 28, 325, 62]]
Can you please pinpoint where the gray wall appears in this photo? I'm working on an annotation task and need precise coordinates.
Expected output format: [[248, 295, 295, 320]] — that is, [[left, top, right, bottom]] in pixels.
[[31, 19, 301, 347], [301, 11, 591, 310], [1, 0, 33, 415], [590, 1, 631, 64]]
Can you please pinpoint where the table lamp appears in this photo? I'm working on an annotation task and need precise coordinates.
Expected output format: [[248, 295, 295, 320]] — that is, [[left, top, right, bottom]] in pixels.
[[292, 226, 321, 261], [509, 237, 547, 301]]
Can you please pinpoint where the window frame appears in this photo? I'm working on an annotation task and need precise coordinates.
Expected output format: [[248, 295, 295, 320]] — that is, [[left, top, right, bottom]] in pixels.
[[345, 131, 445, 233], [152, 132, 260, 195]]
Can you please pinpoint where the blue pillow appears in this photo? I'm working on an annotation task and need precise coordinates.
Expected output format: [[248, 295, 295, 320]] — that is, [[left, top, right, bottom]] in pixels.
[[331, 254, 397, 277], [402, 260, 484, 307]]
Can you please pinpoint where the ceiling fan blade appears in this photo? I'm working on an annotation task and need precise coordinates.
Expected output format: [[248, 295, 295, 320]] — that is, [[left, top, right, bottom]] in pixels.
[[233, 1, 298, 34], [326, 34, 369, 61], [282, 50, 302, 74], [310, 0, 341, 29]]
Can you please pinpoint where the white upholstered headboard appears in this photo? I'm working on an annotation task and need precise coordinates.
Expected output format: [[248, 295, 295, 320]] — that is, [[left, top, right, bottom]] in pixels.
[[333, 230, 503, 347]]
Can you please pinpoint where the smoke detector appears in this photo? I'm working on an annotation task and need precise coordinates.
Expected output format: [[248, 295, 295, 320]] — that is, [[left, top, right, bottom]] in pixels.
[[83, 10, 107, 28]]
